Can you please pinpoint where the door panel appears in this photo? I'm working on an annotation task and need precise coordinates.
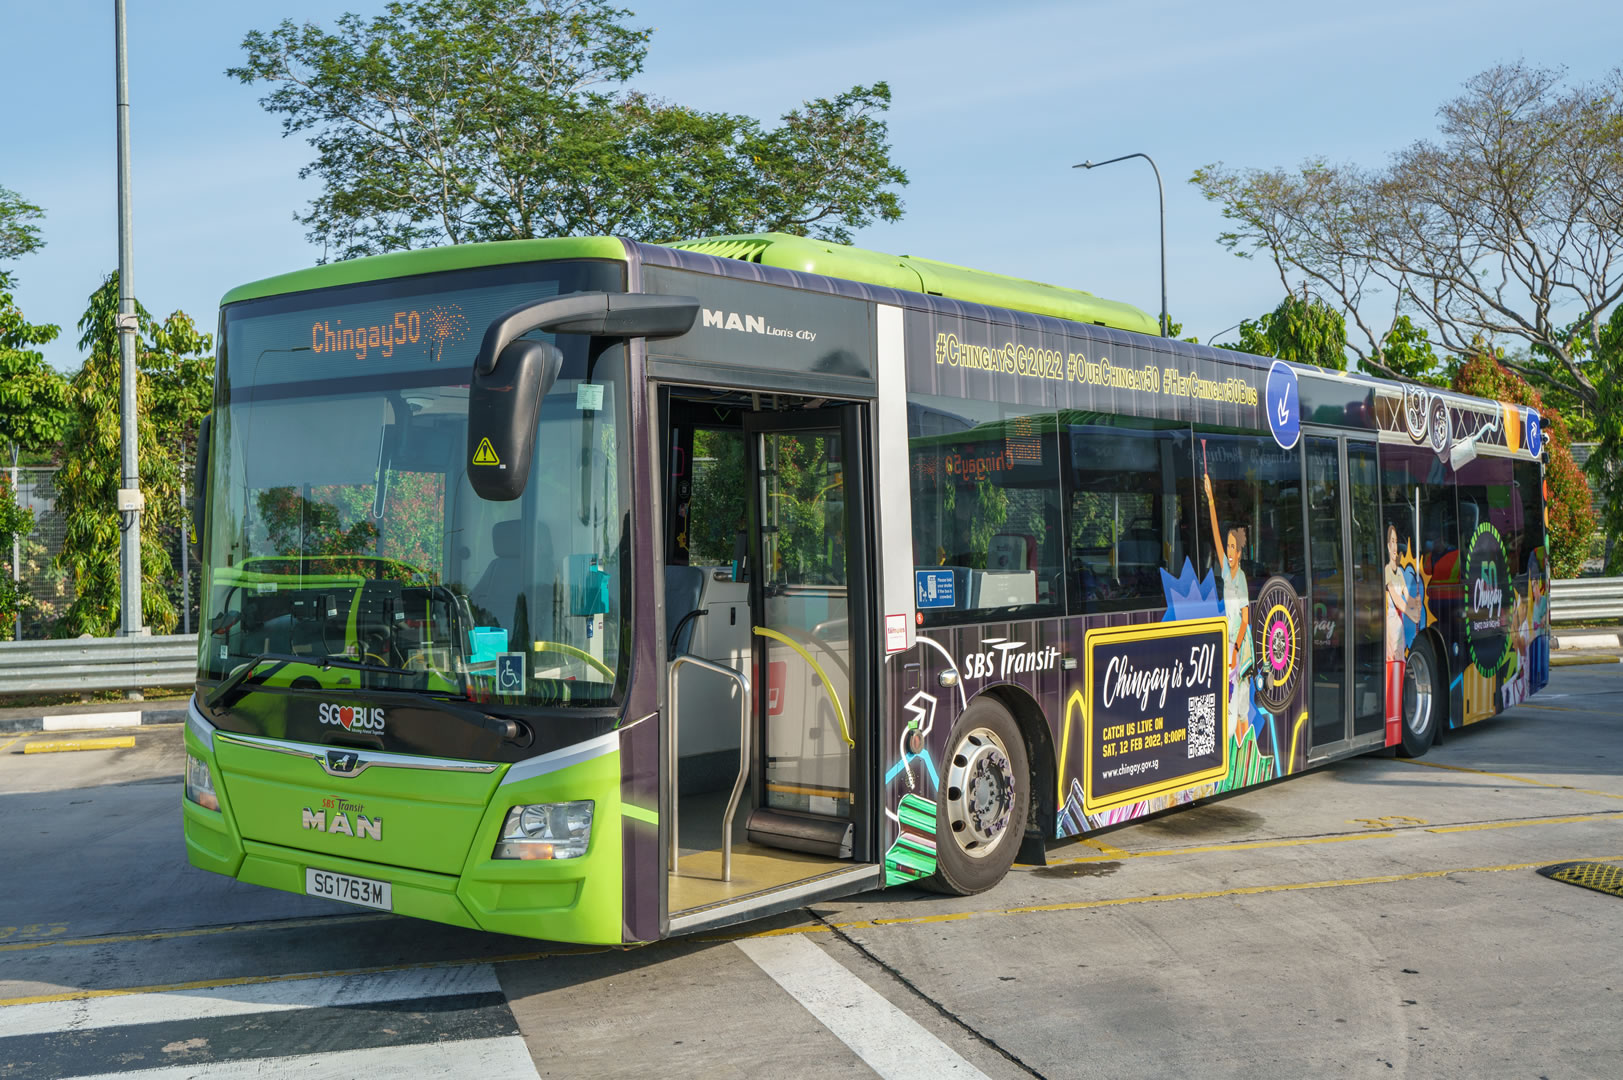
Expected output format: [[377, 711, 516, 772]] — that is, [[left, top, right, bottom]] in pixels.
[[744, 406, 870, 833], [1305, 436, 1347, 751], [756, 424, 854, 817], [1348, 440, 1385, 737]]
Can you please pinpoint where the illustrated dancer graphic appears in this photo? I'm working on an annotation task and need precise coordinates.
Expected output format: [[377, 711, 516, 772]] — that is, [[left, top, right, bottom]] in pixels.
[[1201, 443, 1252, 742], [1384, 523, 1424, 741]]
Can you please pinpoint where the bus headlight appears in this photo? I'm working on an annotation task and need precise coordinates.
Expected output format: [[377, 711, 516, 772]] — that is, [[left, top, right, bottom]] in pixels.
[[185, 753, 220, 811], [493, 801, 593, 860]]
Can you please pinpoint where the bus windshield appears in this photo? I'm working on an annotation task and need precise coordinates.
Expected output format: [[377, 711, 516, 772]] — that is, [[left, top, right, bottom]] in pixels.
[[202, 259, 631, 711]]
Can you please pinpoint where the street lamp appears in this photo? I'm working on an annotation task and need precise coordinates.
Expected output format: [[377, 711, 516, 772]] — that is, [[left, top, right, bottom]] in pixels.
[[1074, 153, 1168, 338]]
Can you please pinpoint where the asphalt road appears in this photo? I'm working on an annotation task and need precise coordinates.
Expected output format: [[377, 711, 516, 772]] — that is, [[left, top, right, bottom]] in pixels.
[[2, 662, 1621, 1079]]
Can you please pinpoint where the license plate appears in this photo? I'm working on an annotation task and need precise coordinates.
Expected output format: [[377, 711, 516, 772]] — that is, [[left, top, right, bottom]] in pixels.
[[304, 867, 393, 911]]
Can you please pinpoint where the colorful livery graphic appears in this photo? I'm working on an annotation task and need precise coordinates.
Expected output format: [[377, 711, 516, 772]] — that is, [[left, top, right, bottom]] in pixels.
[[183, 233, 1550, 943]]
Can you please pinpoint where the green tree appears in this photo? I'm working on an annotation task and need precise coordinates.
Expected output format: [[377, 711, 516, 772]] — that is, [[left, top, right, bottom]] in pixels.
[[54, 274, 214, 636], [0, 185, 45, 272], [230, 0, 907, 260], [1453, 348, 1593, 577], [0, 184, 66, 639], [0, 476, 31, 638], [1193, 63, 1623, 394], [1581, 306, 1623, 563], [1215, 293, 1348, 370]]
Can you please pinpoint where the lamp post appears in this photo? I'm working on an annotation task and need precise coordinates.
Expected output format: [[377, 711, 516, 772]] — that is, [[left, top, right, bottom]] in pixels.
[[115, 0, 145, 637], [1074, 153, 1168, 338]]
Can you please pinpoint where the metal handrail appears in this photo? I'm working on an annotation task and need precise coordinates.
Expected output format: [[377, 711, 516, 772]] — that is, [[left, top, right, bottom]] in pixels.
[[667, 654, 751, 882]]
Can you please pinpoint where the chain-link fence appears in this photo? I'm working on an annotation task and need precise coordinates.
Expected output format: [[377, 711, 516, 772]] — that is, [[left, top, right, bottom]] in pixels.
[[2, 465, 201, 640]]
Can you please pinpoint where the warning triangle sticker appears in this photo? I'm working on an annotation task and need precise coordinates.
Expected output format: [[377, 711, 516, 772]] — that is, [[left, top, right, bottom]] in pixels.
[[472, 438, 501, 466]]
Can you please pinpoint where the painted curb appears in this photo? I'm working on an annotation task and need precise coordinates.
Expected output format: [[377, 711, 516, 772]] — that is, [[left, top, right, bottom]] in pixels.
[[1551, 632, 1623, 650], [0, 708, 185, 735]]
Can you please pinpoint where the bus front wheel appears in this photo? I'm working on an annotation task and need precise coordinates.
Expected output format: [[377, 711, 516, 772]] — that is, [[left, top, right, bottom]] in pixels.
[[925, 699, 1030, 896], [1397, 635, 1443, 758]]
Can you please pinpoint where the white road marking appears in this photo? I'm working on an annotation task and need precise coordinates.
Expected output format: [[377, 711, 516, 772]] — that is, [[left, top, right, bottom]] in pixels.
[[56, 1035, 541, 1080], [0, 964, 502, 1038], [736, 935, 991, 1080], [43, 711, 142, 731]]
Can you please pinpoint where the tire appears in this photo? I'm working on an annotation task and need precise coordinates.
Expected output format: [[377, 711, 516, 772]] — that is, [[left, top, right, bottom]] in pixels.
[[924, 698, 1030, 896], [1396, 634, 1444, 758]]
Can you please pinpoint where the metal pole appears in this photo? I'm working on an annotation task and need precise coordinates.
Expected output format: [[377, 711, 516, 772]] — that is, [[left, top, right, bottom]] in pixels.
[[1073, 153, 1169, 338], [180, 481, 189, 635], [9, 443, 19, 641], [115, 0, 145, 636]]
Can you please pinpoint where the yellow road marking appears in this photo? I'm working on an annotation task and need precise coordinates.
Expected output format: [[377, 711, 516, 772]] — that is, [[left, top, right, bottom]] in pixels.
[[0, 912, 393, 954], [9, 854, 1622, 1008], [1015, 809, 1623, 869], [741, 854, 1623, 938], [0, 944, 605, 1009], [0, 732, 27, 755], [1077, 837, 1129, 859], [22, 737, 136, 754], [1424, 813, 1615, 834], [1396, 758, 1623, 801], [1019, 830, 1397, 869]]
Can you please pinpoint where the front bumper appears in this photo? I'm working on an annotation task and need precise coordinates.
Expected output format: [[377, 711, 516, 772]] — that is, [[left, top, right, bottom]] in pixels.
[[182, 699, 625, 944]]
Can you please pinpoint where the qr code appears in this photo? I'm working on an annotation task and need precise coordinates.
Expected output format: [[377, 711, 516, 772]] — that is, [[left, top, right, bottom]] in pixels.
[[1187, 693, 1216, 758]]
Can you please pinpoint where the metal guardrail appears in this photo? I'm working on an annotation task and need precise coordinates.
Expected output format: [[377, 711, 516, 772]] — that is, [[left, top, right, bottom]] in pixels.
[[0, 634, 198, 695], [1550, 578, 1623, 623]]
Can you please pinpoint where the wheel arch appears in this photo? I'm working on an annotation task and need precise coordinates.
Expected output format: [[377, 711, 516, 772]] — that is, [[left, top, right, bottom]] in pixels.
[[1416, 624, 1453, 730], [976, 683, 1056, 862]]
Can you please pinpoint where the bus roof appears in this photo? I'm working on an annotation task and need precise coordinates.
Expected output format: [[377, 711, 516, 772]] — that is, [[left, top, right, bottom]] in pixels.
[[217, 236, 630, 307], [668, 232, 1160, 336]]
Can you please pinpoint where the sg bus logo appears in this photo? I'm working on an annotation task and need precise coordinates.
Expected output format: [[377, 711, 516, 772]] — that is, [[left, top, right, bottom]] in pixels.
[[318, 703, 386, 733]]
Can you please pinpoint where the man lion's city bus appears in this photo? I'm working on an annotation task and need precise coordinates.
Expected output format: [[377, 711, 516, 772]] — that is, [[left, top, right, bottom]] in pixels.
[[183, 233, 1551, 943]]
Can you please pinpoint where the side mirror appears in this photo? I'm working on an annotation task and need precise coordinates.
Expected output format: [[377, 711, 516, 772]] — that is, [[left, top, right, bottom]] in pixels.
[[466, 339, 563, 502], [192, 414, 211, 543], [466, 291, 698, 501]]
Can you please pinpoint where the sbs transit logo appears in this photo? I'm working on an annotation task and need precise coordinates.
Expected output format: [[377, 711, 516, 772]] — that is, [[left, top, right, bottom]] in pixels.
[[318, 703, 386, 734]]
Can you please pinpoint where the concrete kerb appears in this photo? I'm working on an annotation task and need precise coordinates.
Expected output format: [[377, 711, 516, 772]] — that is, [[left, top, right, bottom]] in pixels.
[[0, 702, 187, 735], [1551, 627, 1623, 650]]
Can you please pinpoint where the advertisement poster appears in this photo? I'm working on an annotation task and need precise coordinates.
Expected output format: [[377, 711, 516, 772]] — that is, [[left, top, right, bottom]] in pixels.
[[1082, 618, 1230, 815]]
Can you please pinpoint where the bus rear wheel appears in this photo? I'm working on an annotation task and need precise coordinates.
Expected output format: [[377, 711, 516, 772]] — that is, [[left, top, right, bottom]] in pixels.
[[1397, 635, 1443, 758], [925, 699, 1029, 896]]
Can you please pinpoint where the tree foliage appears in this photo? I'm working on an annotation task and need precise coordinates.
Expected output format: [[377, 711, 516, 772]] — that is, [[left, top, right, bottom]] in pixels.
[[0, 185, 45, 277], [1215, 293, 1348, 370], [1582, 306, 1623, 556], [1452, 350, 1593, 578], [230, 0, 907, 259], [1193, 63, 1623, 398], [54, 274, 213, 636], [0, 475, 31, 640], [0, 287, 68, 457]]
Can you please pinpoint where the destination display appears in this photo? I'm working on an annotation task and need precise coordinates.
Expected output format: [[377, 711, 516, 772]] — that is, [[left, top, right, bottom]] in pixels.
[[1083, 618, 1230, 814]]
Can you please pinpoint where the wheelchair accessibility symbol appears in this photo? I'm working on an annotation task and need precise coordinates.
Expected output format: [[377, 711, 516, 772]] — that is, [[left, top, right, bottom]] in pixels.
[[496, 652, 526, 693]]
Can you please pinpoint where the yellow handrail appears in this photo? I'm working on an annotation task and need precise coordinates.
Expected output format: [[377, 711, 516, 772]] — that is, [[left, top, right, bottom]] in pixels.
[[752, 626, 855, 748], [532, 640, 617, 680]]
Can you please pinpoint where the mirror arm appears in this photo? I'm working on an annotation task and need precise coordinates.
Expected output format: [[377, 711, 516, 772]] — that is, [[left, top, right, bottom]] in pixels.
[[474, 292, 699, 375]]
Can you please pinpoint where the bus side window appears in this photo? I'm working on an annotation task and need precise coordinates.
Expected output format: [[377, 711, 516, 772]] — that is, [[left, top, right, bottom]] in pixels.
[[907, 397, 1064, 625], [1064, 421, 1196, 614]]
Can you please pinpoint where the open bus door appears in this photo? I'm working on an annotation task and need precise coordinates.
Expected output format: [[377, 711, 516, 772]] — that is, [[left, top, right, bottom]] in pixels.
[[663, 397, 879, 934]]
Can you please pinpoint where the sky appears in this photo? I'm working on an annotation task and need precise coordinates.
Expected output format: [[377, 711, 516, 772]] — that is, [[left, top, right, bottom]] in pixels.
[[3, 0, 1620, 372]]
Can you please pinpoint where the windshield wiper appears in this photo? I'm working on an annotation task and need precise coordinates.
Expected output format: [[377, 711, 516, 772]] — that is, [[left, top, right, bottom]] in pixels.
[[204, 652, 521, 740], [205, 652, 407, 710]]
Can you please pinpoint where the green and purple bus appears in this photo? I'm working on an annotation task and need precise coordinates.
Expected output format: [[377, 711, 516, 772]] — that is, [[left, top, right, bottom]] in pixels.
[[183, 233, 1551, 943]]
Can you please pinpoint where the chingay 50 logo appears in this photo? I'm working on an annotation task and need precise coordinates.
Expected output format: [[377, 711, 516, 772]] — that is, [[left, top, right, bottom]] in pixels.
[[318, 703, 386, 733]]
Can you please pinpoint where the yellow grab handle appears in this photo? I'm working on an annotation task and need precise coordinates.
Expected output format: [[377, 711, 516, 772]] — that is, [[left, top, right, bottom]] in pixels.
[[752, 626, 855, 748], [532, 640, 617, 680]]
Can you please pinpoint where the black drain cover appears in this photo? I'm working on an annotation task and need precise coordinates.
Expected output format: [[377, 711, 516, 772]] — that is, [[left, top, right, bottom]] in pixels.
[[1536, 861, 1623, 898]]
